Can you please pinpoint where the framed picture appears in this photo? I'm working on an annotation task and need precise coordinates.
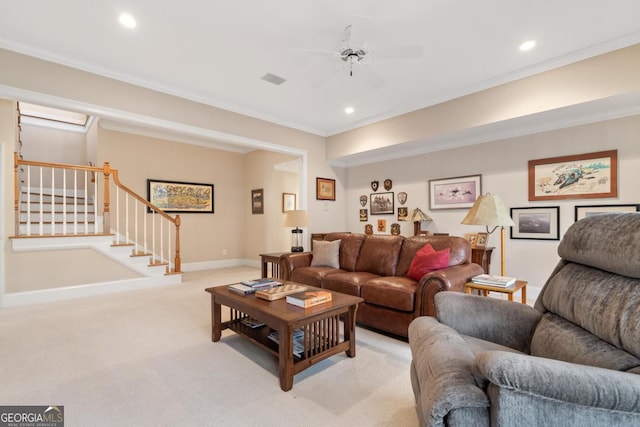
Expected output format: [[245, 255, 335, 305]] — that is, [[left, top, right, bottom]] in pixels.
[[146, 179, 214, 213], [359, 209, 368, 222], [465, 233, 477, 246], [574, 204, 640, 222], [251, 189, 264, 214], [475, 232, 489, 248], [510, 206, 560, 240], [316, 177, 336, 201], [429, 175, 482, 210], [282, 193, 296, 212], [397, 207, 408, 221], [370, 192, 394, 215], [377, 219, 386, 232], [528, 150, 618, 201]]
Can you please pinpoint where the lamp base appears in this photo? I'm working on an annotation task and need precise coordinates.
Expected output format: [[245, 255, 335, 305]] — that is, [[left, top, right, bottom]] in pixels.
[[291, 246, 304, 252]]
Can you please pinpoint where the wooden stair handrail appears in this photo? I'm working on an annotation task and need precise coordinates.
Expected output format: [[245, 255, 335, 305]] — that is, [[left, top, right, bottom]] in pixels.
[[14, 154, 182, 273]]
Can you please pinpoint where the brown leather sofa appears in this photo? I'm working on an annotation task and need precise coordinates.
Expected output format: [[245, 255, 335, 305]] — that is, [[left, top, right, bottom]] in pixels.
[[279, 232, 484, 338]]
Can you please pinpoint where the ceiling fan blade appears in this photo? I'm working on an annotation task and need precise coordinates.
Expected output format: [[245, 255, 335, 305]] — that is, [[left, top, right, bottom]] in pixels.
[[375, 45, 423, 59], [291, 47, 338, 58], [357, 65, 385, 89], [345, 15, 372, 48]]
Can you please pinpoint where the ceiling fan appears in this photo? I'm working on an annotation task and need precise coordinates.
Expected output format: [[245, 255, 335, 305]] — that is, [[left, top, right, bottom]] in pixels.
[[297, 20, 423, 89]]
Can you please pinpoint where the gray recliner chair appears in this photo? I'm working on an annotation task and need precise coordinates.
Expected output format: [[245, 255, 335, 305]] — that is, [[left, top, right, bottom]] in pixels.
[[408, 213, 640, 427]]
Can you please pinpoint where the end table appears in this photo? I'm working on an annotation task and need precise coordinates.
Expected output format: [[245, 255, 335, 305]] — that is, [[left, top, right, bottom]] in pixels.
[[464, 280, 528, 304]]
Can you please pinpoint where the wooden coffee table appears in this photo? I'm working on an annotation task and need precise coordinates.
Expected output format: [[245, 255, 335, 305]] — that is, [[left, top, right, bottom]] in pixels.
[[205, 282, 363, 391]]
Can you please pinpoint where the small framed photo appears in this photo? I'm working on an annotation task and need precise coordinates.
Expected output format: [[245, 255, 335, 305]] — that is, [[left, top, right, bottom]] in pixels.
[[574, 204, 639, 222], [359, 209, 368, 222], [465, 233, 477, 246], [370, 192, 394, 215], [510, 206, 560, 240], [429, 174, 482, 210], [282, 193, 296, 212], [397, 207, 408, 221], [316, 177, 336, 201], [377, 219, 386, 232], [475, 232, 489, 247], [251, 189, 264, 214]]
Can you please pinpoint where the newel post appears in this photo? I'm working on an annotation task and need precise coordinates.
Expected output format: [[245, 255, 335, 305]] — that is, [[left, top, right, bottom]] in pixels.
[[103, 162, 111, 233], [14, 152, 20, 235], [174, 215, 182, 273]]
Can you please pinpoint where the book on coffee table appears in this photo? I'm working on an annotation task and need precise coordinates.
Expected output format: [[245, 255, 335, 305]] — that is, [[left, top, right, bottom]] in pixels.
[[241, 278, 282, 288], [255, 284, 307, 301], [286, 290, 332, 308]]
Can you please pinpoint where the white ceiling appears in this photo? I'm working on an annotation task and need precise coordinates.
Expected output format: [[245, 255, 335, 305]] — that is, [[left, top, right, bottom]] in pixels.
[[1, 1, 640, 137]]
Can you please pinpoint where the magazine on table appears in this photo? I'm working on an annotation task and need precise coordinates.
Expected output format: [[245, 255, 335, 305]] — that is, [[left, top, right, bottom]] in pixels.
[[471, 274, 516, 287]]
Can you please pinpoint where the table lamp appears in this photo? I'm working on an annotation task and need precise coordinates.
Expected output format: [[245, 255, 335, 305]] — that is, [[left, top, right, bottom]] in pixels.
[[461, 194, 515, 276], [284, 210, 308, 252], [408, 208, 433, 236]]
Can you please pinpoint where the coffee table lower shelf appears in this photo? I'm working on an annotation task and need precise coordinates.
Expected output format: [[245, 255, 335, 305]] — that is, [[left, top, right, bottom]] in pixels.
[[206, 284, 362, 391]]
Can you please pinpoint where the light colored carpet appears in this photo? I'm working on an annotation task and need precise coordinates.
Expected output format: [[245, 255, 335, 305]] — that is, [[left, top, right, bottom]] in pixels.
[[0, 266, 419, 426]]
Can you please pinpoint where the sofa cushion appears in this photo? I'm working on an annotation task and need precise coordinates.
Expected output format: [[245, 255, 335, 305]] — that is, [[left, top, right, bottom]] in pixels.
[[355, 235, 404, 276], [291, 266, 343, 287], [407, 246, 450, 281], [337, 234, 366, 272], [361, 276, 416, 311], [321, 271, 380, 296], [311, 239, 341, 268]]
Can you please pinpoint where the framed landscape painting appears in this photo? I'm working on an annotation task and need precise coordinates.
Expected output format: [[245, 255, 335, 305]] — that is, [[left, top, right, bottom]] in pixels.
[[510, 206, 560, 240], [147, 179, 213, 213], [429, 175, 481, 210], [528, 150, 617, 201]]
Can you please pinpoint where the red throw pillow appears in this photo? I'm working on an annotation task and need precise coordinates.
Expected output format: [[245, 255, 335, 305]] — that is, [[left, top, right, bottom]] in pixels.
[[407, 246, 450, 281]]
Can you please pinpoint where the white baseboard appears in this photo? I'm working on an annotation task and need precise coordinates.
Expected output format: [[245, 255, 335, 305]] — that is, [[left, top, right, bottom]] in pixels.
[[182, 258, 260, 271], [1, 276, 179, 308], [2, 258, 260, 308]]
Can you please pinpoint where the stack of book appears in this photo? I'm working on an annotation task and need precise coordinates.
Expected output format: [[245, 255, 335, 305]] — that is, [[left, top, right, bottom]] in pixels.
[[286, 290, 332, 308], [255, 284, 307, 301], [267, 329, 306, 357], [228, 278, 282, 295], [471, 274, 516, 287]]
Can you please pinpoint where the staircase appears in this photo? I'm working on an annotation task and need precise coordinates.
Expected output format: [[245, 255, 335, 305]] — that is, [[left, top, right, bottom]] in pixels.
[[18, 189, 99, 235]]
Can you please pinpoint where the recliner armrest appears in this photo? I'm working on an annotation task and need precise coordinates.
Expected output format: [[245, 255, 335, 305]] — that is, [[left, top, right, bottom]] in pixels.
[[435, 292, 542, 353], [476, 351, 640, 414]]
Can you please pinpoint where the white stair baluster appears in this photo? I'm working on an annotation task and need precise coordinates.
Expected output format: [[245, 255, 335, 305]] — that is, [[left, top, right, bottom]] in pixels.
[[26, 166, 31, 236], [51, 167, 55, 235], [62, 169, 67, 235]]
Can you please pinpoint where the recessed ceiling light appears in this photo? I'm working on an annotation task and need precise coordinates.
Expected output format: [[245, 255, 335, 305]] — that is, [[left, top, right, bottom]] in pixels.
[[519, 40, 536, 51], [345, 107, 355, 114], [119, 13, 137, 29]]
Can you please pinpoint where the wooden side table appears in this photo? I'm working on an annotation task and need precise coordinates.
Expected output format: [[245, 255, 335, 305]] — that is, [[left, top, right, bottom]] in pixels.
[[471, 246, 494, 274], [465, 280, 528, 304], [259, 252, 288, 278]]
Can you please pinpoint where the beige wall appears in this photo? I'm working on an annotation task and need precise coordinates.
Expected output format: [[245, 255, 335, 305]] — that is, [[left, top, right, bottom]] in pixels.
[[0, 99, 17, 303], [21, 123, 87, 164], [6, 248, 140, 293], [345, 114, 640, 300], [97, 126, 247, 264], [245, 150, 300, 256]]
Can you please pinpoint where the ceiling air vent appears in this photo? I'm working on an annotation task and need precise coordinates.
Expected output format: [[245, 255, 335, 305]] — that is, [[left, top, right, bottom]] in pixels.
[[261, 73, 287, 86]]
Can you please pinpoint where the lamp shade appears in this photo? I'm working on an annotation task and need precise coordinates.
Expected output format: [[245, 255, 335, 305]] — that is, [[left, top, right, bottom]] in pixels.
[[461, 194, 514, 228], [284, 210, 308, 227], [408, 208, 433, 222]]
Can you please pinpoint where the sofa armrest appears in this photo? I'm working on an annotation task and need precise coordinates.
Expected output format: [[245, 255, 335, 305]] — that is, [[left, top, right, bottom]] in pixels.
[[415, 262, 484, 318], [435, 292, 542, 353], [279, 252, 313, 281], [476, 351, 640, 418]]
